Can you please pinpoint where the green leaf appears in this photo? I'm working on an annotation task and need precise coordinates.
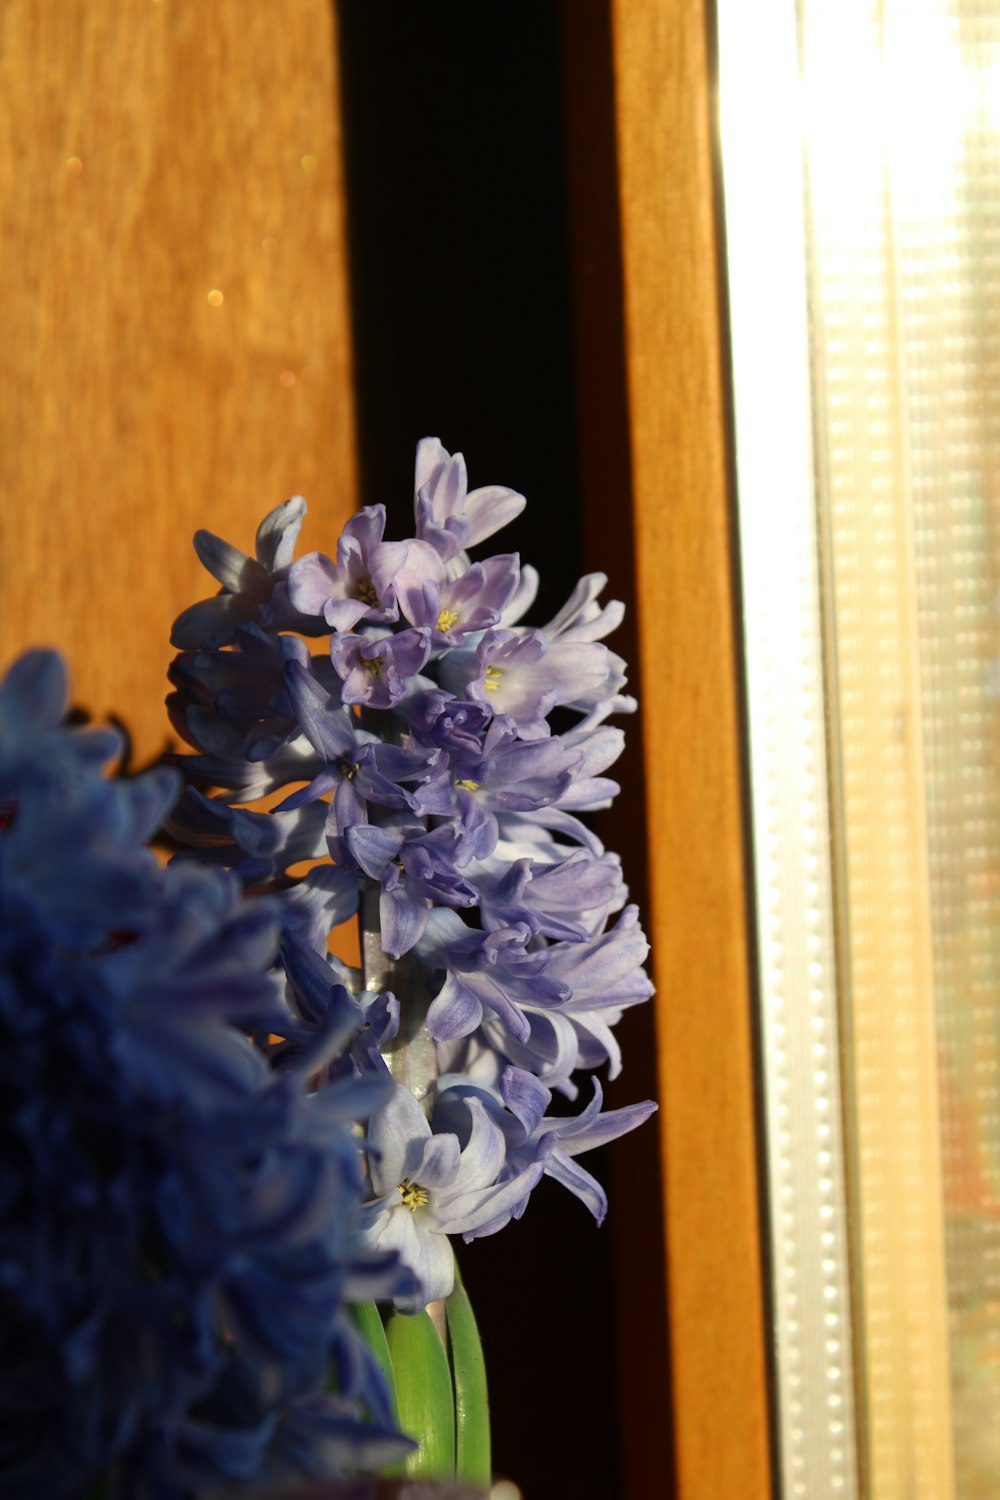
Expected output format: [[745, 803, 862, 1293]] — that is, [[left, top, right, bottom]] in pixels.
[[447, 1262, 491, 1489], [383, 1305, 456, 1479], [346, 1300, 399, 1424]]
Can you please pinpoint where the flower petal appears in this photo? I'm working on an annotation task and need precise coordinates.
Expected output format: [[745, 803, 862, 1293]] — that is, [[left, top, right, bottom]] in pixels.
[[367, 1083, 431, 1193], [193, 529, 270, 597], [255, 494, 307, 572]]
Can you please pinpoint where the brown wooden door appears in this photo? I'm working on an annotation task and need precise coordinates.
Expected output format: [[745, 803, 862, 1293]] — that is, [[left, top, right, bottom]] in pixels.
[[0, 0, 357, 763], [1, 4, 771, 1495]]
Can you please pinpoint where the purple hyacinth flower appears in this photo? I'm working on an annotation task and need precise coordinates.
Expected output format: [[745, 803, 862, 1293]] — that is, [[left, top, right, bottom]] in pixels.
[[550, 722, 626, 811], [169, 623, 316, 766], [498, 562, 540, 626], [287, 505, 408, 632], [168, 788, 328, 886], [474, 846, 626, 942], [418, 907, 569, 1045], [330, 629, 431, 710], [413, 438, 526, 562], [276, 934, 362, 1044], [403, 689, 495, 759], [277, 864, 361, 960], [481, 1003, 581, 1095], [444, 628, 628, 740], [363, 1082, 547, 1310], [504, 1070, 657, 1226], [393, 538, 521, 646], [543, 902, 654, 1011], [346, 816, 480, 958], [172, 495, 310, 649], [541, 570, 626, 643], [433, 1069, 657, 1235], [164, 722, 320, 806], [280, 659, 443, 847], [477, 905, 653, 1095], [447, 717, 583, 816]]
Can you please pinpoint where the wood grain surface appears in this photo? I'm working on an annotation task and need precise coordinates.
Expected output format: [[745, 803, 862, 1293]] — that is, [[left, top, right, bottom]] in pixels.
[[609, 0, 773, 1494], [3, 3, 770, 1492], [0, 0, 356, 762]]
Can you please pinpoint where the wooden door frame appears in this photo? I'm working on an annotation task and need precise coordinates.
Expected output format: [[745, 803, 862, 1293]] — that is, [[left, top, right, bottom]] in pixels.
[[563, 2, 773, 1494]]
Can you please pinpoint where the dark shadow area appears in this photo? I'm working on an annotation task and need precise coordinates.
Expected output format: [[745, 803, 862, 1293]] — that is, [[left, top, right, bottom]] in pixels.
[[559, 4, 673, 1496], [335, 6, 625, 1497], [335, 2, 581, 627]]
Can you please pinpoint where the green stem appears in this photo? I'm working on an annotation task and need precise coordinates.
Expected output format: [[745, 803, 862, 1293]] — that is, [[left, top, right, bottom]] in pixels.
[[347, 1300, 399, 1424], [447, 1260, 491, 1489], [383, 1306, 456, 1480]]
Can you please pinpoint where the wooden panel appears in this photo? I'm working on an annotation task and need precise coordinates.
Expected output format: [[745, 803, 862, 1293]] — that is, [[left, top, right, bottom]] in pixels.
[[609, 1, 773, 1495], [0, 0, 356, 760]]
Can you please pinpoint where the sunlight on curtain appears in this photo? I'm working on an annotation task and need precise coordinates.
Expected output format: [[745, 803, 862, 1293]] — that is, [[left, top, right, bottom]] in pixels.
[[719, 1, 1000, 1495]]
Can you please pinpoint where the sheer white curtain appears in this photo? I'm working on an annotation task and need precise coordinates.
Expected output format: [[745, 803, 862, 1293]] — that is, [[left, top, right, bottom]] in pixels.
[[718, 2, 1000, 1495]]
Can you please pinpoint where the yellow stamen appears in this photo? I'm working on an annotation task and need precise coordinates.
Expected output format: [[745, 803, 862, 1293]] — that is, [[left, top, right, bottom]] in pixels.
[[455, 778, 480, 792], [340, 759, 361, 781], [354, 578, 378, 606], [437, 607, 459, 633], [484, 665, 503, 693], [363, 655, 384, 677], [398, 1179, 429, 1211]]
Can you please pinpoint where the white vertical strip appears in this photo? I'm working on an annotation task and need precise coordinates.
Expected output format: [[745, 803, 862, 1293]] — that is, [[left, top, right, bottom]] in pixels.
[[802, 4, 957, 1493], [716, 2, 859, 1496]]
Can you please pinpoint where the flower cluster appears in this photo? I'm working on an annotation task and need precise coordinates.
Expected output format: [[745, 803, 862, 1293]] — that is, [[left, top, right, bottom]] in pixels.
[[169, 438, 657, 1312], [0, 652, 412, 1499]]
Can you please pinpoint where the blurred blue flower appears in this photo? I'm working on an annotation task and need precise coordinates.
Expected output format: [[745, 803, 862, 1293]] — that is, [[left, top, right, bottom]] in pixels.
[[0, 651, 412, 1499]]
